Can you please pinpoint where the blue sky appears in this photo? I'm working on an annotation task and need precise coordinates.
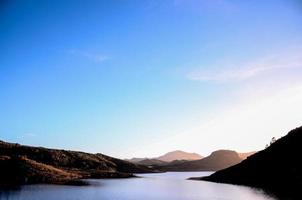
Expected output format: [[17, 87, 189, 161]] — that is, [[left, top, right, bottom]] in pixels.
[[1, 0, 302, 158]]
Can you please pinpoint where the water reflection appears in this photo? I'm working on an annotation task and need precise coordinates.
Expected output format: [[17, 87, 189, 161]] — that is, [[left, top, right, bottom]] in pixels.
[[0, 172, 276, 200]]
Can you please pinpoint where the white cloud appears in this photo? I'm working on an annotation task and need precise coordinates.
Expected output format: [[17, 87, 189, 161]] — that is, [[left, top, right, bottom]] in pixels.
[[187, 50, 302, 82], [68, 49, 109, 63]]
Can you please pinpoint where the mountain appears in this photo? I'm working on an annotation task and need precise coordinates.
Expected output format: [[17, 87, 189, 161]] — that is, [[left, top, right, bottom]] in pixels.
[[0, 140, 156, 187], [196, 127, 302, 199], [156, 150, 203, 162], [159, 150, 243, 171], [125, 150, 203, 164], [238, 151, 256, 160], [137, 159, 168, 166]]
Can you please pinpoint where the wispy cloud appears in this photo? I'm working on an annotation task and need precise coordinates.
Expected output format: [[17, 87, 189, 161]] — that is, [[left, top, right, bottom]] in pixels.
[[186, 50, 302, 82], [19, 133, 37, 139], [68, 49, 109, 63]]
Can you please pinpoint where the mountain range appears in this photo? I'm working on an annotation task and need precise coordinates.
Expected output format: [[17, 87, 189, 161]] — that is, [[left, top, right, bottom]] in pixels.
[[158, 150, 243, 171], [0, 141, 257, 188], [126, 150, 203, 163], [128, 150, 255, 172]]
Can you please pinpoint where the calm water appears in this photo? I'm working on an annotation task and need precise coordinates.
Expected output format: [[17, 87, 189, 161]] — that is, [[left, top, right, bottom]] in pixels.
[[0, 172, 277, 200]]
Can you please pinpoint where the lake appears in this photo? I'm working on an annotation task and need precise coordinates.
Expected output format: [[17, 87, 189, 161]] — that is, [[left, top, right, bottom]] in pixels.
[[0, 172, 277, 200]]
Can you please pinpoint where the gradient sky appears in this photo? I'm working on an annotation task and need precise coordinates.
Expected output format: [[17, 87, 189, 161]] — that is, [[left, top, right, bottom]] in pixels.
[[1, 0, 302, 158]]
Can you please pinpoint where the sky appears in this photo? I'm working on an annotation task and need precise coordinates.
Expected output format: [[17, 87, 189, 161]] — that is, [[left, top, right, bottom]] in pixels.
[[1, 0, 302, 158]]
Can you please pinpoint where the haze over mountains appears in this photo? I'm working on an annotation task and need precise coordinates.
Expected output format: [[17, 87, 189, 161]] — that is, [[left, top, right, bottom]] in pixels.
[[127, 151, 204, 168], [159, 150, 243, 171], [127, 150, 255, 172], [126, 150, 203, 163], [157, 150, 203, 162]]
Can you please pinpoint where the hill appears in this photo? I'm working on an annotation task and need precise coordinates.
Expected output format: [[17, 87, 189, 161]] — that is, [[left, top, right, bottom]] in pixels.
[[197, 127, 302, 199], [0, 140, 155, 187], [137, 159, 168, 166], [156, 150, 203, 162], [159, 150, 242, 171], [125, 150, 203, 164], [238, 151, 256, 160]]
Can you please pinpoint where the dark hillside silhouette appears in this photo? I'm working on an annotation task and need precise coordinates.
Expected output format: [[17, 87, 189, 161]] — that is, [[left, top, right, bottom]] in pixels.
[[0, 141, 156, 187], [195, 126, 302, 199]]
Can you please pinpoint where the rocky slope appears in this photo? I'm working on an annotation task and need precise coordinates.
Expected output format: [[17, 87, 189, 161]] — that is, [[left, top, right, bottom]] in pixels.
[[0, 140, 155, 187], [197, 126, 302, 199]]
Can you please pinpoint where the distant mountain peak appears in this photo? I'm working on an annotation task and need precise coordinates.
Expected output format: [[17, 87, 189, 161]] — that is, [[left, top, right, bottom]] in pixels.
[[211, 149, 236, 154], [126, 150, 203, 163], [156, 150, 203, 162], [157, 149, 243, 171], [209, 150, 238, 156]]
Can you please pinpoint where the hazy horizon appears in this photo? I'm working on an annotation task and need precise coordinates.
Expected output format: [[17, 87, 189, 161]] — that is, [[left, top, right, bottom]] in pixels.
[[1, 0, 302, 158]]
